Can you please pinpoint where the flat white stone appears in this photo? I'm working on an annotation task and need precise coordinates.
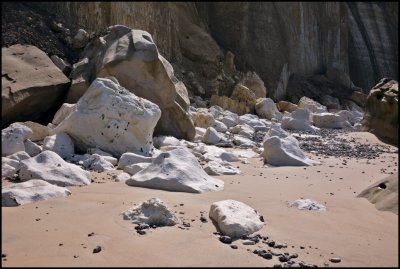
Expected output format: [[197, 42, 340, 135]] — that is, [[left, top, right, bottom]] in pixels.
[[118, 152, 153, 169], [290, 199, 326, 211], [204, 161, 241, 175], [43, 132, 75, 159], [2, 123, 32, 156], [123, 162, 151, 176]]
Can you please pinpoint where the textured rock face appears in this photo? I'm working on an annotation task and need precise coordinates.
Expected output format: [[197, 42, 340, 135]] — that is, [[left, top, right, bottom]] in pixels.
[[71, 25, 195, 140], [362, 79, 398, 146], [43, 132, 75, 159], [209, 199, 264, 238], [126, 148, 224, 193], [122, 198, 179, 226], [19, 150, 91, 186], [51, 78, 161, 158], [2, 44, 70, 128], [40, 2, 397, 100], [2, 180, 71, 207], [255, 98, 282, 120]]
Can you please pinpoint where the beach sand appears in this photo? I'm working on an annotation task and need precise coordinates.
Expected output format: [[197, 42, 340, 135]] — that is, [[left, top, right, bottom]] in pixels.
[[1, 131, 398, 267]]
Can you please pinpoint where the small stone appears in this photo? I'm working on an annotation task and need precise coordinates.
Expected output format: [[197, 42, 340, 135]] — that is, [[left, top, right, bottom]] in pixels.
[[219, 235, 232, 244], [137, 230, 146, 235], [230, 245, 238, 249], [262, 253, 273, 260], [268, 241, 276, 247], [279, 255, 289, 262], [289, 253, 298, 259], [93, 245, 102, 253], [242, 240, 256, 245], [73, 255, 79, 258], [329, 257, 341, 263], [200, 216, 208, 223], [2, 253, 7, 258], [88, 232, 95, 237]]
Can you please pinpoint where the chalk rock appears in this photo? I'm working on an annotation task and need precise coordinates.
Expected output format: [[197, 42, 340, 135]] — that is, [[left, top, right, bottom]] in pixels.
[[118, 152, 153, 169], [2, 123, 32, 156], [202, 127, 226, 145], [153, 136, 181, 148], [210, 95, 253, 115], [204, 161, 241, 175], [230, 124, 255, 138], [232, 135, 257, 148], [297, 96, 328, 113], [87, 147, 113, 157], [281, 108, 318, 131], [312, 113, 344, 129], [192, 109, 215, 129], [239, 71, 267, 99], [43, 132, 74, 159], [126, 148, 224, 193], [263, 136, 319, 166], [209, 199, 264, 238], [24, 139, 42, 157], [255, 98, 282, 121], [337, 110, 363, 125], [20, 121, 50, 142], [238, 114, 266, 129], [212, 120, 228, 133], [82, 154, 115, 172], [2, 157, 20, 178], [195, 127, 206, 141], [219, 110, 239, 127], [2, 180, 71, 207], [123, 162, 151, 176], [115, 172, 131, 182], [290, 199, 326, 211], [122, 198, 179, 226], [19, 150, 91, 186], [7, 151, 30, 162], [199, 145, 240, 163], [52, 103, 76, 125], [277, 101, 298, 113], [51, 77, 161, 158]]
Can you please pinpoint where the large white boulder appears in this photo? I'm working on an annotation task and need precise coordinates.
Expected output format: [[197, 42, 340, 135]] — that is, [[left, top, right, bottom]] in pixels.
[[312, 113, 344, 129], [198, 145, 240, 162], [297, 96, 327, 113], [219, 110, 239, 128], [43, 132, 75, 159], [212, 120, 228, 133], [232, 135, 257, 148], [20, 121, 50, 142], [2, 179, 71, 207], [209, 200, 264, 238], [263, 136, 319, 166], [19, 150, 91, 186], [7, 151, 31, 162], [126, 148, 224, 193], [204, 161, 240, 175], [281, 108, 318, 131], [51, 77, 162, 158], [2, 123, 32, 156], [2, 157, 20, 178], [118, 152, 154, 169], [255, 98, 282, 121], [122, 198, 179, 226]]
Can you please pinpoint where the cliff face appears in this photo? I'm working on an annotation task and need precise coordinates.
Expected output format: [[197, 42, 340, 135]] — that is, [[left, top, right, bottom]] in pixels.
[[33, 2, 398, 100]]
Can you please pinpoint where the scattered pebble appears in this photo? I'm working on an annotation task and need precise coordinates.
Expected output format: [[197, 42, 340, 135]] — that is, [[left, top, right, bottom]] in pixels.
[[93, 245, 102, 254], [330, 257, 341, 263], [230, 245, 238, 249], [219, 235, 232, 244]]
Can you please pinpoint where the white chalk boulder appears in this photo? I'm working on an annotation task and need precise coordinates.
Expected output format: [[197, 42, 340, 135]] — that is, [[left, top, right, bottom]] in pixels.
[[2, 179, 71, 207], [122, 198, 179, 226], [52, 103, 76, 125], [263, 136, 319, 166], [153, 135, 181, 148], [19, 150, 91, 186], [51, 77, 162, 158], [2, 123, 32, 156], [209, 199, 264, 238], [290, 199, 326, 211], [312, 113, 344, 129], [123, 162, 151, 176], [82, 154, 115, 172], [24, 139, 42, 157], [204, 161, 241, 175], [255, 98, 282, 121], [118, 152, 153, 169], [202, 127, 225, 145], [297, 96, 327, 113], [126, 148, 224, 193], [281, 108, 318, 131], [43, 132, 75, 159]]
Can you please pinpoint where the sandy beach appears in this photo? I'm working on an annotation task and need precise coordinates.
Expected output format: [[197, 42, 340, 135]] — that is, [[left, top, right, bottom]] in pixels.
[[1, 131, 398, 267]]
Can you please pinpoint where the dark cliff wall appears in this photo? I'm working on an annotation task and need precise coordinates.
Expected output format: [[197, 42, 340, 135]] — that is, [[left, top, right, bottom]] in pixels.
[[32, 2, 398, 99]]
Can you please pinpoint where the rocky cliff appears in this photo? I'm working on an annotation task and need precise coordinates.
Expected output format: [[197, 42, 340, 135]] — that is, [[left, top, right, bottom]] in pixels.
[[3, 2, 398, 101]]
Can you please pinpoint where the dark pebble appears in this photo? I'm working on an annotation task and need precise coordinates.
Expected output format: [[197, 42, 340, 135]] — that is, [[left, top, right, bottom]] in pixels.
[[330, 257, 341, 263], [219, 235, 232, 244], [1, 253, 7, 258], [279, 255, 290, 262], [88, 232, 95, 237], [262, 253, 273, 260], [93, 245, 102, 254], [135, 223, 150, 230], [137, 230, 146, 235], [268, 241, 276, 247], [289, 253, 298, 259], [230, 245, 238, 249], [200, 216, 208, 223]]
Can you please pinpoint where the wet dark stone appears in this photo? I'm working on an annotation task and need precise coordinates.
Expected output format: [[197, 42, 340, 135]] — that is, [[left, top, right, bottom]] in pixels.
[[230, 245, 238, 249], [262, 253, 273, 260], [219, 235, 232, 244], [93, 245, 102, 254], [330, 257, 341, 263]]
